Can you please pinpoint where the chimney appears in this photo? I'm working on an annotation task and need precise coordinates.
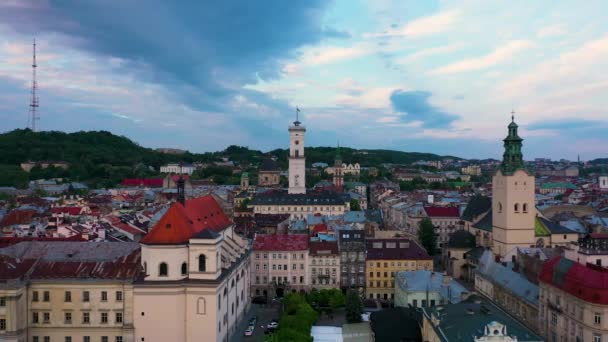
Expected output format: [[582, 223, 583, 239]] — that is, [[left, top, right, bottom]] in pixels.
[[442, 273, 451, 284]]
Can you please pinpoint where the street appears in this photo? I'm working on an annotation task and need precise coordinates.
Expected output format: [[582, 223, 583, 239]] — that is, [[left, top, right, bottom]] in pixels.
[[229, 302, 280, 342]]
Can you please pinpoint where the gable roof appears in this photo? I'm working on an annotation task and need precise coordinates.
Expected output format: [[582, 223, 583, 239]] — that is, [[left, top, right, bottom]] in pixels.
[[540, 256, 608, 305], [424, 206, 460, 218], [472, 210, 493, 232], [253, 234, 309, 251], [448, 230, 476, 248], [537, 217, 577, 235], [461, 195, 491, 221], [140, 195, 231, 245], [259, 158, 280, 172]]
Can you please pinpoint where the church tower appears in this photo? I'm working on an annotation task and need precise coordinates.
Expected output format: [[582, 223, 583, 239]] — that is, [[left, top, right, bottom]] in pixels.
[[492, 114, 536, 258], [333, 143, 344, 189], [288, 111, 306, 194]]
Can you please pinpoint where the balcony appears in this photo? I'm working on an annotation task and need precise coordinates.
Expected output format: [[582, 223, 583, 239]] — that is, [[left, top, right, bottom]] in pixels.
[[547, 301, 563, 313]]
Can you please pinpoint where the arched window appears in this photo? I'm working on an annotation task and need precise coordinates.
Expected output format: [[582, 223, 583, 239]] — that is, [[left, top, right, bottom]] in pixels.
[[197, 297, 206, 315], [498, 202, 503, 213], [514, 203, 519, 213], [199, 254, 206, 272], [181, 262, 187, 276], [523, 203, 528, 213], [159, 262, 168, 277]]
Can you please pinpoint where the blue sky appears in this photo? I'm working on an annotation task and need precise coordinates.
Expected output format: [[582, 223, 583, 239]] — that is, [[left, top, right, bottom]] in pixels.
[[1, 0, 607, 160]]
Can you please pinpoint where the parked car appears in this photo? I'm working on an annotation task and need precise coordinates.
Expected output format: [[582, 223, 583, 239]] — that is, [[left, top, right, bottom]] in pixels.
[[267, 320, 279, 329], [244, 327, 254, 337], [248, 316, 257, 326]]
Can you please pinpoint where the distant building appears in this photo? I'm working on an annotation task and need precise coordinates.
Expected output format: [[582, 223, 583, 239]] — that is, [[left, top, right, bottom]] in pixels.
[[599, 175, 608, 190], [461, 165, 482, 176], [394, 270, 468, 308], [539, 182, 577, 195], [565, 233, 608, 266], [536, 165, 579, 177], [159, 162, 196, 175], [155, 148, 186, 154], [258, 157, 281, 187], [325, 163, 361, 176], [309, 241, 340, 290], [338, 228, 366, 291], [20, 160, 70, 172], [365, 239, 432, 301], [251, 234, 309, 298], [424, 206, 462, 249]]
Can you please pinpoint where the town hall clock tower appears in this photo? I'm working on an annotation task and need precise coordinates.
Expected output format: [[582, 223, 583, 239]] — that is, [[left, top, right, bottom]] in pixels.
[[288, 114, 306, 194]]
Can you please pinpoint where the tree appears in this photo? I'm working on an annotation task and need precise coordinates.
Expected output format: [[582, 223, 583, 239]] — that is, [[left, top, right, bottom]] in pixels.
[[238, 198, 251, 210], [345, 290, 363, 323], [328, 289, 345, 308], [418, 217, 437, 256], [349, 199, 361, 211]]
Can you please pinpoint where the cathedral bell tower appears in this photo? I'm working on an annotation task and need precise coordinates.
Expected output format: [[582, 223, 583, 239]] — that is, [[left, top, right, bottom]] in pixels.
[[288, 108, 306, 194], [491, 113, 536, 258]]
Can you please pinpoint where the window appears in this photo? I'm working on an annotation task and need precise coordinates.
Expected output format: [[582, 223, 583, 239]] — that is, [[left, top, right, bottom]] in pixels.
[[33, 291, 39, 302], [116, 291, 123, 302], [199, 254, 206, 272], [43, 291, 50, 302], [83, 312, 90, 324], [116, 312, 123, 323], [45, 337, 50, 342], [43, 312, 50, 323], [84, 337, 90, 342], [65, 312, 72, 324], [102, 337, 108, 342], [101, 312, 108, 324], [159, 263, 168, 276], [181, 262, 187, 275], [33, 312, 39, 323], [523, 203, 528, 213], [594, 334, 602, 342], [551, 312, 558, 325], [498, 202, 502, 213], [33, 337, 39, 342], [65, 337, 72, 342], [292, 264, 296, 270], [263, 264, 267, 270], [0, 297, 4, 306], [300, 276, 304, 283], [272, 265, 276, 270], [65, 291, 71, 302], [101, 291, 108, 301], [116, 337, 123, 342], [412, 300, 417, 307], [82, 291, 89, 302], [300, 264, 304, 270], [514, 203, 519, 212], [595, 313, 602, 325]]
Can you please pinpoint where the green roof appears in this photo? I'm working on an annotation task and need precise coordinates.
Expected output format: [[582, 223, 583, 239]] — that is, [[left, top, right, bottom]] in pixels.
[[540, 182, 576, 190], [241, 172, 249, 178], [534, 217, 551, 237]]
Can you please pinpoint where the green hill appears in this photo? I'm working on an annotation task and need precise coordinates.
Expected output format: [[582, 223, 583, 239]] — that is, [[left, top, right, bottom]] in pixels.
[[0, 129, 457, 188]]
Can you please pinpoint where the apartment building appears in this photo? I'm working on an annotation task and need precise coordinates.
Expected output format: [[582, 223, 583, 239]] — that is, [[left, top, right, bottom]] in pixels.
[[309, 241, 340, 290]]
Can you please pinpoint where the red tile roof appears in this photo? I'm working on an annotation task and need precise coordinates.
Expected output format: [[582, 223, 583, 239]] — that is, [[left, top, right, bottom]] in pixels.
[[51, 206, 83, 215], [312, 223, 328, 235], [104, 216, 146, 236], [141, 195, 231, 245], [0, 235, 85, 248], [540, 256, 608, 305], [424, 206, 460, 218], [253, 234, 309, 251], [170, 175, 190, 182], [0, 255, 37, 281], [120, 178, 163, 187], [0, 209, 38, 227]]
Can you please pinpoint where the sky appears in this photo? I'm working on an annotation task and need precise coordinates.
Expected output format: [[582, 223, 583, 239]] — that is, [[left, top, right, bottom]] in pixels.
[[0, 0, 607, 160]]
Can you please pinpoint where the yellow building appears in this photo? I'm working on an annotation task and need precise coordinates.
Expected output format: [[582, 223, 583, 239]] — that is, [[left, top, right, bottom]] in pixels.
[[365, 239, 432, 301], [0, 241, 140, 342]]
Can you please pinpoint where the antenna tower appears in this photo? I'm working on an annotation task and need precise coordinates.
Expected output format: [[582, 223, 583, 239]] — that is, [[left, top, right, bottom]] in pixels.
[[29, 39, 39, 131]]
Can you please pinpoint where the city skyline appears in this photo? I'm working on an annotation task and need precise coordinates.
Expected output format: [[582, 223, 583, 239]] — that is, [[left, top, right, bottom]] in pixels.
[[0, 1, 607, 160]]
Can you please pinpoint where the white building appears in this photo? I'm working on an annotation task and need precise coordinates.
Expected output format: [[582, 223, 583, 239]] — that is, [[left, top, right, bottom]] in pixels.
[[599, 175, 608, 190], [134, 195, 251, 342], [160, 163, 196, 175], [288, 119, 306, 194]]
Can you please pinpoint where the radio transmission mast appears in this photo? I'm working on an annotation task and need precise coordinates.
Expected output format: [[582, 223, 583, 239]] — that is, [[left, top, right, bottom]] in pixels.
[[29, 38, 39, 131]]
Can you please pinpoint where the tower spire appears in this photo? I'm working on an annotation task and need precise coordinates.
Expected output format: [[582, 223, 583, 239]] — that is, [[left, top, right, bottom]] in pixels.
[[29, 38, 39, 131], [501, 112, 524, 173], [294, 106, 301, 126]]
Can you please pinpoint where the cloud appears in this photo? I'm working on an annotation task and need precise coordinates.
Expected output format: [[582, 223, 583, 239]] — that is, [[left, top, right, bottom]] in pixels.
[[432, 40, 532, 74], [390, 90, 459, 128], [299, 44, 370, 66], [365, 10, 461, 38], [528, 119, 608, 131], [537, 25, 564, 38], [397, 43, 465, 64]]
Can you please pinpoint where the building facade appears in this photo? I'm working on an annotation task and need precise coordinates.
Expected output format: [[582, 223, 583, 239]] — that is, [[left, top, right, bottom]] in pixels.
[[134, 195, 251, 342], [338, 229, 366, 291], [539, 256, 608, 342], [251, 234, 309, 298], [492, 117, 536, 258], [159, 163, 196, 175], [365, 239, 432, 301], [309, 241, 340, 290], [0, 241, 140, 342], [258, 158, 281, 187]]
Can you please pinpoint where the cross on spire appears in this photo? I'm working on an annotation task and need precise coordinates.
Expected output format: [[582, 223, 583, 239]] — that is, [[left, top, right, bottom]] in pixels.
[[294, 106, 302, 126], [511, 110, 515, 122]]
